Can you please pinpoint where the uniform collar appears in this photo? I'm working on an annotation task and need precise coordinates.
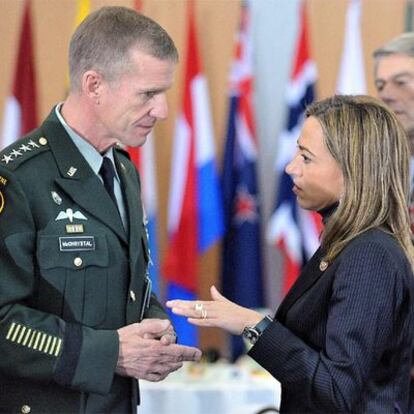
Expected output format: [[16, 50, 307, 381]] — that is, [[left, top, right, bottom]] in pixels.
[[54, 103, 120, 183]]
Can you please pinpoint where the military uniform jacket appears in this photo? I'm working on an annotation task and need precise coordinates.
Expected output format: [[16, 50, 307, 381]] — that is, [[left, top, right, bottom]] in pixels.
[[0, 108, 167, 413]]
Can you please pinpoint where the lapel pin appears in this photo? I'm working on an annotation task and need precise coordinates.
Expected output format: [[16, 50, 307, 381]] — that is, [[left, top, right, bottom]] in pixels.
[[67, 167, 77, 177], [319, 260, 328, 271], [51, 191, 62, 205]]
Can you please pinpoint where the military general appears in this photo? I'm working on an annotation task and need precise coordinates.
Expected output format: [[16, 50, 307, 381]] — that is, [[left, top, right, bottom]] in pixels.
[[0, 6, 201, 414]]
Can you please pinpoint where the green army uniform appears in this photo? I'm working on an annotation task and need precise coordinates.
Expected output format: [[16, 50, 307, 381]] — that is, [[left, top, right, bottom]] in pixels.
[[0, 108, 168, 413]]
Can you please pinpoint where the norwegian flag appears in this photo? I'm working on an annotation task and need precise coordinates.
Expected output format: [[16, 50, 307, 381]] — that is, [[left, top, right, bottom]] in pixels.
[[221, 1, 264, 360], [1, 0, 37, 149], [266, 2, 322, 296], [162, 1, 223, 346]]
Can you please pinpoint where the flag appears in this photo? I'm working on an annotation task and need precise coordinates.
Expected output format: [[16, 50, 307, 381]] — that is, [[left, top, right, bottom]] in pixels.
[[336, 0, 366, 94], [221, 1, 263, 361], [75, 0, 90, 27], [1, 0, 37, 149], [163, 1, 223, 346], [65, 0, 91, 89], [267, 2, 322, 296]]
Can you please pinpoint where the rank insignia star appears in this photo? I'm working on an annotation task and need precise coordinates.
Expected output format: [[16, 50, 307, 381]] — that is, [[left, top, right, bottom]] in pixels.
[[10, 149, 22, 158], [19, 144, 32, 152], [1, 154, 13, 164], [27, 139, 40, 148]]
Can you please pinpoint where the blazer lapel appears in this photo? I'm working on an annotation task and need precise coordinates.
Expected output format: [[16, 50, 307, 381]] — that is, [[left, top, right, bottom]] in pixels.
[[276, 247, 326, 322], [42, 109, 127, 244]]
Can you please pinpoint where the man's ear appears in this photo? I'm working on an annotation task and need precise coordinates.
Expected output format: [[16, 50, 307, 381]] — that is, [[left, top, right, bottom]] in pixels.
[[82, 70, 102, 103]]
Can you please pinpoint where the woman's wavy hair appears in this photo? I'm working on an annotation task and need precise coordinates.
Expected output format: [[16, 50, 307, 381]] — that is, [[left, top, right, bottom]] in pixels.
[[306, 95, 414, 268]]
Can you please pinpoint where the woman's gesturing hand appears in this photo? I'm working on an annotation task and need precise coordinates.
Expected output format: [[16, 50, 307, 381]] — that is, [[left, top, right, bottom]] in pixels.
[[166, 285, 263, 335]]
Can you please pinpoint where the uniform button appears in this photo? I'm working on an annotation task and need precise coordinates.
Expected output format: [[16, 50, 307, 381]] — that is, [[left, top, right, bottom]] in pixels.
[[74, 257, 83, 267], [21, 405, 31, 414], [130, 290, 136, 301], [38, 137, 48, 146]]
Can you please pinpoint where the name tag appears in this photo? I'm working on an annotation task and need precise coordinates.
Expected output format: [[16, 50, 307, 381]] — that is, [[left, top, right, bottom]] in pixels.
[[59, 236, 95, 251]]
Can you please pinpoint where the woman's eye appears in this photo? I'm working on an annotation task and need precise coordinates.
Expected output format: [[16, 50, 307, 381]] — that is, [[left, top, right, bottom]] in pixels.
[[301, 154, 311, 163]]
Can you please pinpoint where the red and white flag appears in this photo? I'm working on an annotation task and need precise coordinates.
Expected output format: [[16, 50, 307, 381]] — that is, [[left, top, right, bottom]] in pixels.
[[267, 2, 322, 296], [162, 1, 223, 345], [1, 0, 38, 149]]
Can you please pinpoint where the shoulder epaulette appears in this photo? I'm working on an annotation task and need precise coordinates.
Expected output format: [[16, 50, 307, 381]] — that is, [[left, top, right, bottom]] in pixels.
[[0, 134, 50, 171]]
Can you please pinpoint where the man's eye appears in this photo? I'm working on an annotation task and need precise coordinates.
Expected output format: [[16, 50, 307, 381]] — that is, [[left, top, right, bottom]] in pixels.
[[145, 91, 156, 99]]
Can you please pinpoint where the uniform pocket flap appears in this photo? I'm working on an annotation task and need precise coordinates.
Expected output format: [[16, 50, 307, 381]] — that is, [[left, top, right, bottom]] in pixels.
[[37, 234, 109, 269]]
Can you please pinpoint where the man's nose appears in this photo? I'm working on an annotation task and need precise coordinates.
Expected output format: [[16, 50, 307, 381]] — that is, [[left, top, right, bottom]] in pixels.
[[149, 93, 168, 120], [378, 83, 396, 105]]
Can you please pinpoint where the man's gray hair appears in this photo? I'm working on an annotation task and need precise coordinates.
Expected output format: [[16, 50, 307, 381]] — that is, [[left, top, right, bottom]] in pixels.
[[373, 32, 414, 60], [69, 6, 178, 92]]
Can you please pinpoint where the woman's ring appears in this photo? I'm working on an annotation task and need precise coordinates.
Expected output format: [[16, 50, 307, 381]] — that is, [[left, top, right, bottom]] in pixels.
[[201, 308, 207, 319], [195, 303, 204, 313]]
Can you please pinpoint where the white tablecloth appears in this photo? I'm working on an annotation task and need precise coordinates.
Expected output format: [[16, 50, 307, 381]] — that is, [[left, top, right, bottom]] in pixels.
[[138, 362, 281, 414]]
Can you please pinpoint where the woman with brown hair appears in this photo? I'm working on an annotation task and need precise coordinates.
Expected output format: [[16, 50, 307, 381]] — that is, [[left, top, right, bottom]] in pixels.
[[168, 95, 414, 413]]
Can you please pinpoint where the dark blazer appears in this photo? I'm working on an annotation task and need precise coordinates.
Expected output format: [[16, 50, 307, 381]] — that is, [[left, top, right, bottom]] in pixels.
[[0, 108, 167, 413], [250, 228, 414, 413]]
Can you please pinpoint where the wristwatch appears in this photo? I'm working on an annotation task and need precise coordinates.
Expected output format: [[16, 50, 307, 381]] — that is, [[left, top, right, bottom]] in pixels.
[[242, 315, 273, 345]]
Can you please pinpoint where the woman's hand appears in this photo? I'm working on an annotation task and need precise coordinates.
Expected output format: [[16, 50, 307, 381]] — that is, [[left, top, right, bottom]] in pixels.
[[166, 285, 263, 335]]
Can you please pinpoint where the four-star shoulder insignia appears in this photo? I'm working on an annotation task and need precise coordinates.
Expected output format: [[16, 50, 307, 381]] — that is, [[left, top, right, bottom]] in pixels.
[[0, 137, 48, 168], [6, 322, 62, 358]]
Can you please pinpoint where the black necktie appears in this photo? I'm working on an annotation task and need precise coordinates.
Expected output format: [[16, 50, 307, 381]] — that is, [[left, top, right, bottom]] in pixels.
[[99, 157, 117, 206]]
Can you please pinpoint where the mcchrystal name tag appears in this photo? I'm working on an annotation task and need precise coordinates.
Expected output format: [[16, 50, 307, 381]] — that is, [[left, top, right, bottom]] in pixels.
[[59, 236, 95, 252]]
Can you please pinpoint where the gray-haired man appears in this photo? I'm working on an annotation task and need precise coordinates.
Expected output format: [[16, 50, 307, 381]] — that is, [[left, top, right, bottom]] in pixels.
[[374, 32, 414, 413]]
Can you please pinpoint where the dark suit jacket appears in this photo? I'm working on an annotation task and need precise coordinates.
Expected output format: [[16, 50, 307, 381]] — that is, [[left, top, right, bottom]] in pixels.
[[250, 228, 414, 413], [0, 108, 167, 413]]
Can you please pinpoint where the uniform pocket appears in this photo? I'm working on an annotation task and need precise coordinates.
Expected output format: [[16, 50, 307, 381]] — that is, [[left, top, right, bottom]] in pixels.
[[37, 234, 109, 327]]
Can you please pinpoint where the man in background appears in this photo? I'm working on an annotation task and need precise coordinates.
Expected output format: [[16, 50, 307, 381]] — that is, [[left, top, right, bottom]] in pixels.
[[373, 33, 414, 194], [0, 6, 200, 413], [373, 32, 414, 412]]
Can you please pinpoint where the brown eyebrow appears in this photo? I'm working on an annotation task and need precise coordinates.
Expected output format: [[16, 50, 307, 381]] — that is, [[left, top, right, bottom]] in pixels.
[[298, 143, 316, 157]]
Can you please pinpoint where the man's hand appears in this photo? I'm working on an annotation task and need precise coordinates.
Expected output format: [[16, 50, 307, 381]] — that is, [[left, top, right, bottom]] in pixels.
[[116, 319, 201, 381], [140, 319, 177, 345]]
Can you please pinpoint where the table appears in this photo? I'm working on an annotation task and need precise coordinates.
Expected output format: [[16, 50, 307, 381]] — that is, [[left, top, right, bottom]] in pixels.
[[138, 361, 281, 414]]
